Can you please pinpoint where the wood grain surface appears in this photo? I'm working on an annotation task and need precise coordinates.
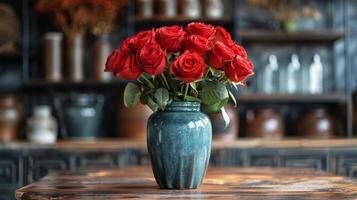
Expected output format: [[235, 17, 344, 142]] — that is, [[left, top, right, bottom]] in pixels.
[[16, 166, 357, 200]]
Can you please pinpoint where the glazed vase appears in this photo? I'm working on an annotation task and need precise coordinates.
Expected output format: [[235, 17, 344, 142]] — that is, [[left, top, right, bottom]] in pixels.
[[147, 101, 212, 189], [295, 108, 335, 138], [0, 96, 21, 142], [245, 108, 284, 138], [55, 93, 104, 139]]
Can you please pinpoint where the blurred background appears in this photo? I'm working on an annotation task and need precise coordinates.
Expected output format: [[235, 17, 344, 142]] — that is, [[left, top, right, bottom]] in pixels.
[[0, 0, 357, 198]]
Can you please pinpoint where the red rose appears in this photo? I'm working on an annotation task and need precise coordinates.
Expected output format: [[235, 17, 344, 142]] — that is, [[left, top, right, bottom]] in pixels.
[[230, 43, 247, 59], [225, 57, 254, 83], [129, 30, 158, 53], [186, 22, 216, 41], [184, 35, 214, 56], [156, 25, 185, 52], [208, 41, 235, 69], [105, 50, 142, 80], [137, 43, 167, 75], [119, 37, 131, 52], [214, 26, 234, 46], [170, 51, 206, 83]]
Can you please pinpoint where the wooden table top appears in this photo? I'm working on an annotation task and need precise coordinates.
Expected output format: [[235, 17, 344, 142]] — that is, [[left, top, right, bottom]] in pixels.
[[16, 166, 357, 200]]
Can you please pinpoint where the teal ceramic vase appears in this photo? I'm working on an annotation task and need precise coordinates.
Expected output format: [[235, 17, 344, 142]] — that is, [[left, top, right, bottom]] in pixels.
[[147, 101, 212, 189]]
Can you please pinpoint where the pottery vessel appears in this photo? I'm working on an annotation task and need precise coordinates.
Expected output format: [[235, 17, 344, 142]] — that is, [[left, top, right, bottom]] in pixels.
[[147, 101, 212, 189], [245, 108, 284, 138], [295, 108, 335, 138]]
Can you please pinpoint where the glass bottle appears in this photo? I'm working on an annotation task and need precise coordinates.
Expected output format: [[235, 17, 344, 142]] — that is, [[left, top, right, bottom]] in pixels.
[[309, 54, 323, 94], [286, 54, 301, 94], [261, 55, 279, 94]]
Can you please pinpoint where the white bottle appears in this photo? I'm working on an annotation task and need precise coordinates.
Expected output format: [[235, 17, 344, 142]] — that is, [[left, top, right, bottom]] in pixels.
[[27, 106, 58, 144], [309, 54, 323, 94], [262, 55, 279, 94], [286, 54, 301, 94]]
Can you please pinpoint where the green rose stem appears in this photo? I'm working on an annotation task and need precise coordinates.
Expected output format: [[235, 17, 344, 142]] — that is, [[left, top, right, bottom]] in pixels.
[[183, 83, 189, 101], [160, 74, 170, 90], [140, 74, 155, 89]]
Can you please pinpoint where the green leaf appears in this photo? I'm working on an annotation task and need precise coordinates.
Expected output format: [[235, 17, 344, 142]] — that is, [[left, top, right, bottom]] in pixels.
[[200, 81, 229, 106], [202, 98, 228, 113], [147, 96, 159, 112], [123, 82, 140, 107], [228, 91, 237, 107], [189, 82, 198, 93], [154, 88, 170, 111], [221, 107, 230, 129], [185, 95, 202, 103]]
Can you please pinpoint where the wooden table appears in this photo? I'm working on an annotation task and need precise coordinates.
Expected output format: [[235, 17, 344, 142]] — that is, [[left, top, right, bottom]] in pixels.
[[16, 166, 357, 200]]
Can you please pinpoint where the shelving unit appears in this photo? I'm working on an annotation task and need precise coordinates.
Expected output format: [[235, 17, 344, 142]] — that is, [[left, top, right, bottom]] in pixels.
[[24, 80, 126, 89], [238, 30, 345, 43], [239, 93, 347, 104], [133, 15, 232, 24], [0, 0, 355, 138]]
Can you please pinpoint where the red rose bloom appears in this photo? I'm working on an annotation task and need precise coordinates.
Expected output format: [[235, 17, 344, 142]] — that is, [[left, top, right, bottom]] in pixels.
[[186, 22, 216, 41], [170, 51, 206, 83], [137, 43, 167, 75], [230, 43, 247, 59], [129, 30, 158, 53], [119, 37, 131, 52], [208, 41, 235, 69], [105, 50, 142, 80], [184, 35, 214, 56], [225, 57, 254, 83], [214, 26, 234, 46], [156, 25, 185, 52]]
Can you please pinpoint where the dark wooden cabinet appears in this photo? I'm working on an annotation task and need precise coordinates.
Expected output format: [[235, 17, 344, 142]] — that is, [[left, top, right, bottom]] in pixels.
[[281, 155, 327, 170], [2, 140, 357, 199], [26, 150, 76, 183], [249, 155, 278, 167], [334, 151, 357, 177], [0, 151, 24, 200]]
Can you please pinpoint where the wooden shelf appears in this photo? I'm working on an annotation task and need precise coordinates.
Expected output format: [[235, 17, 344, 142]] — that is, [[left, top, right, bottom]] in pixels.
[[238, 93, 347, 104], [0, 52, 22, 62], [238, 30, 345, 43], [24, 80, 127, 89], [3, 138, 357, 150], [133, 15, 233, 26]]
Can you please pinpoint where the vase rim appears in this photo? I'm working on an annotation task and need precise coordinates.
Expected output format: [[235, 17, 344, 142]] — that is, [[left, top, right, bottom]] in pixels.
[[165, 101, 200, 112]]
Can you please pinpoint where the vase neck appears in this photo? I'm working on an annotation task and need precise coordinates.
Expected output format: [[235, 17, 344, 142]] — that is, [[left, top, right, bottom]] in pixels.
[[165, 101, 200, 112]]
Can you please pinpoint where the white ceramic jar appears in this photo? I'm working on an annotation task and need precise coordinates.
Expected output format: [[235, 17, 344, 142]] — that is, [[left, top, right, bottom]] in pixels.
[[27, 106, 57, 144]]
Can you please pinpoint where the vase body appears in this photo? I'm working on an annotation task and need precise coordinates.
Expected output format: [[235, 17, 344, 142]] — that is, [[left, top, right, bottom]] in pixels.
[[117, 100, 152, 140], [157, 0, 177, 17], [0, 96, 21, 142], [295, 108, 335, 138], [55, 93, 104, 139], [27, 106, 57, 144], [67, 33, 84, 81], [44, 32, 63, 82], [93, 34, 112, 82], [147, 101, 212, 189], [245, 108, 284, 138], [208, 104, 238, 141]]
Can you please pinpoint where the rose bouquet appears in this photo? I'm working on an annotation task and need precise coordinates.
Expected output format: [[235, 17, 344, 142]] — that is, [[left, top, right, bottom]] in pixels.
[[105, 22, 254, 121]]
